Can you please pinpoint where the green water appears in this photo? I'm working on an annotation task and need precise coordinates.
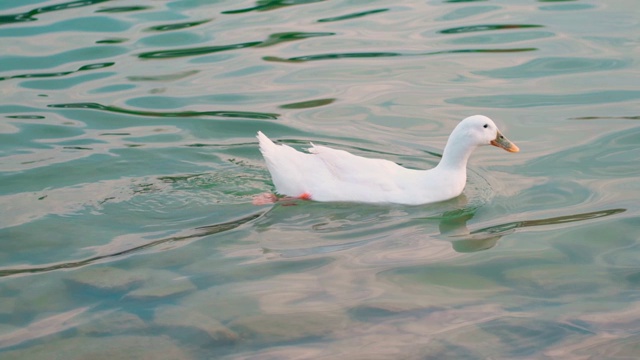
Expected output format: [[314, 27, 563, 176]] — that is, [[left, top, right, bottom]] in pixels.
[[1, 0, 639, 358]]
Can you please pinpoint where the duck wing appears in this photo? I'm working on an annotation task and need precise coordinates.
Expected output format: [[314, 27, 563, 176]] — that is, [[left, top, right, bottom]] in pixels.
[[308, 143, 406, 185], [258, 132, 424, 202]]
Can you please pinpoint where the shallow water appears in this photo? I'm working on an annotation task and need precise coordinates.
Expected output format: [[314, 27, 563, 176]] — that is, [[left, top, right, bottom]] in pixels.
[[1, 0, 639, 358]]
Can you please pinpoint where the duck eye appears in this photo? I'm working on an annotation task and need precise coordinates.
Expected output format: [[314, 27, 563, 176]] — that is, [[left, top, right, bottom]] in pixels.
[[483, 124, 488, 128]]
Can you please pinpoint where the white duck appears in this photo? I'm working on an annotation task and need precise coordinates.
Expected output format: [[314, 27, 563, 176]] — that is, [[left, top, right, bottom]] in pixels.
[[256, 115, 518, 205]]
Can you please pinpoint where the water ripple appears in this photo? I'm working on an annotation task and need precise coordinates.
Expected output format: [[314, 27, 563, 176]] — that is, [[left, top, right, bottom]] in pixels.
[[469, 208, 626, 237], [0, 0, 110, 26], [1, 0, 639, 357], [222, 0, 327, 15], [95, 6, 151, 13], [264, 47, 536, 63], [256, 31, 335, 47], [127, 70, 199, 82], [0, 62, 114, 82], [476, 57, 630, 79], [1, 46, 128, 72], [138, 31, 335, 59], [522, 126, 640, 178], [280, 98, 335, 109], [437, 5, 500, 21], [439, 24, 544, 34], [138, 41, 262, 59], [477, 317, 586, 357], [145, 19, 211, 32], [448, 90, 640, 108], [317, 8, 389, 23], [47, 102, 279, 120], [0, 212, 264, 278], [439, 208, 626, 253], [570, 115, 640, 120]]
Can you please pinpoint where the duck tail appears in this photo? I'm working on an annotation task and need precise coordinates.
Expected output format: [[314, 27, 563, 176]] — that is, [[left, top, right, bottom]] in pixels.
[[257, 131, 277, 155]]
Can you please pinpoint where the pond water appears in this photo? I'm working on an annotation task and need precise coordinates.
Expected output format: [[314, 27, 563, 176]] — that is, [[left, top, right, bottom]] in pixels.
[[1, 0, 639, 358]]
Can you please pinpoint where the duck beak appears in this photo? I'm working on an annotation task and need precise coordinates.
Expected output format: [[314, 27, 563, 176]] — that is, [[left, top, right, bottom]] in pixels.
[[490, 130, 519, 153]]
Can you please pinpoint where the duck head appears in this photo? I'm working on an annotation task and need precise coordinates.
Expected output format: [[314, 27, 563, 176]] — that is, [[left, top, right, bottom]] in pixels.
[[458, 115, 519, 153]]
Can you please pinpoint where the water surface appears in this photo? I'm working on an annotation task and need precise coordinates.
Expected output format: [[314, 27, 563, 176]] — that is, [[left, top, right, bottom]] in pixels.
[[1, 0, 639, 358]]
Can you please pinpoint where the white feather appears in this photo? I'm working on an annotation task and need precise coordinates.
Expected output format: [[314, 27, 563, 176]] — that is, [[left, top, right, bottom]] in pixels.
[[256, 115, 518, 205]]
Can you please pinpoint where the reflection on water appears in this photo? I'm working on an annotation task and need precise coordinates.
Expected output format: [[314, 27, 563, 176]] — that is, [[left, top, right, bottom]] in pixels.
[[0, 212, 264, 278], [138, 41, 263, 59], [0, 62, 114, 81], [0, 0, 110, 25], [264, 47, 536, 63], [446, 208, 627, 253], [222, 0, 328, 14], [1, 0, 640, 358], [48, 102, 280, 119], [136, 30, 338, 59], [144, 19, 211, 32], [317, 8, 389, 23], [3, 183, 624, 280], [438, 23, 544, 34]]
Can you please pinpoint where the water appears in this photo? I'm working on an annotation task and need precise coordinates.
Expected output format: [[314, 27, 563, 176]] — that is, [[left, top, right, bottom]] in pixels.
[[1, 0, 639, 358]]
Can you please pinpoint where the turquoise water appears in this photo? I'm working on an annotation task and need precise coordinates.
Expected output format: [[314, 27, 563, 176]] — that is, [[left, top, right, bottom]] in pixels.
[[1, 0, 639, 358]]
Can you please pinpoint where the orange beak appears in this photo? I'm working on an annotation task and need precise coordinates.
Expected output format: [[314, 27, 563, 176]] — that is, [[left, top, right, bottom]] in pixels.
[[490, 130, 519, 153]]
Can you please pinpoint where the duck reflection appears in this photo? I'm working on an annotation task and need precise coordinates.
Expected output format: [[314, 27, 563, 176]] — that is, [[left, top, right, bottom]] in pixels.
[[440, 206, 626, 253], [0, 201, 625, 278]]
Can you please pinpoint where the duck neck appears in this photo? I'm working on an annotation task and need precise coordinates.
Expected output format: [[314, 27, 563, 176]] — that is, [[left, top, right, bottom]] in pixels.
[[435, 133, 476, 172]]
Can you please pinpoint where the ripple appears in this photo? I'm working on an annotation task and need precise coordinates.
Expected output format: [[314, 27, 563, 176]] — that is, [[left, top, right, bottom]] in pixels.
[[1, 46, 128, 72], [0, 0, 110, 26], [137, 31, 335, 59], [222, 0, 327, 15], [0, 62, 114, 82], [469, 208, 626, 237], [47, 102, 279, 120], [145, 19, 211, 32], [127, 70, 199, 82], [255, 31, 335, 47], [448, 90, 640, 108], [280, 98, 335, 109], [317, 8, 389, 23], [571, 115, 640, 120], [0, 212, 264, 278], [138, 41, 262, 59], [447, 31, 554, 45], [2, 0, 639, 357], [437, 6, 500, 21], [570, 335, 640, 359], [439, 24, 544, 34], [0, 307, 92, 348], [442, 206, 627, 254], [95, 6, 152, 13], [5, 115, 46, 119], [476, 57, 630, 79], [95, 38, 128, 44], [510, 180, 593, 212], [264, 47, 536, 63], [477, 317, 585, 357], [20, 72, 114, 90], [539, 3, 595, 11], [522, 126, 640, 178]]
